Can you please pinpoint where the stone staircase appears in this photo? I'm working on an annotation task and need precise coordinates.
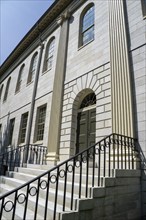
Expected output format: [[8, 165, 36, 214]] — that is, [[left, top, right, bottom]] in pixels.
[[0, 165, 141, 220], [0, 134, 142, 219], [0, 165, 100, 219], [61, 169, 141, 220]]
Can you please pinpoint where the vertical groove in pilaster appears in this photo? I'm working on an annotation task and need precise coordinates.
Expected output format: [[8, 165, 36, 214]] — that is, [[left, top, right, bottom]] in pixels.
[[109, 0, 134, 137]]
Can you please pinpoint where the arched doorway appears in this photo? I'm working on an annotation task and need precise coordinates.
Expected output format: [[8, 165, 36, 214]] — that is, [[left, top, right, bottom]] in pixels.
[[76, 92, 96, 153]]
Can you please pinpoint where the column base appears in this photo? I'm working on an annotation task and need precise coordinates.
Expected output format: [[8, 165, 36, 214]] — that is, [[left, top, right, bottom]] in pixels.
[[46, 152, 59, 166]]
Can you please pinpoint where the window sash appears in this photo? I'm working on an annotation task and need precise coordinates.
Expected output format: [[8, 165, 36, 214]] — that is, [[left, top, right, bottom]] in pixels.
[[19, 113, 28, 144], [82, 8, 94, 32], [82, 25, 94, 45], [46, 55, 53, 70], [44, 39, 55, 71], [28, 53, 38, 83], [36, 106, 46, 141], [81, 6, 94, 46]]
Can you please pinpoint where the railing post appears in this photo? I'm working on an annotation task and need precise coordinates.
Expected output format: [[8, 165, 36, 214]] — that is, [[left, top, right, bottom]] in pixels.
[[113, 134, 115, 170], [92, 147, 95, 187], [85, 149, 89, 197], [103, 140, 106, 177], [63, 162, 68, 211], [108, 136, 111, 177], [53, 167, 59, 220], [70, 159, 75, 210], [98, 143, 101, 186], [79, 154, 82, 198], [121, 135, 123, 169], [22, 144, 29, 167]]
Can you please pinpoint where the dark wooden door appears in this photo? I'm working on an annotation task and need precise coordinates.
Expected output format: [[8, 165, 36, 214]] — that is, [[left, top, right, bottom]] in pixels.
[[76, 108, 96, 153]]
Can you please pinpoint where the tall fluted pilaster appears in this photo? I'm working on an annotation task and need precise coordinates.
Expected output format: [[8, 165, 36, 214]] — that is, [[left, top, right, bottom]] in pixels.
[[109, 0, 134, 137], [46, 11, 70, 164]]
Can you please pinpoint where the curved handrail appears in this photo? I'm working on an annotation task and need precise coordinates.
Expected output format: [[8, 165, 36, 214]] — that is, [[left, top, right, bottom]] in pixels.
[[0, 133, 139, 220], [0, 144, 47, 176], [0, 144, 46, 157]]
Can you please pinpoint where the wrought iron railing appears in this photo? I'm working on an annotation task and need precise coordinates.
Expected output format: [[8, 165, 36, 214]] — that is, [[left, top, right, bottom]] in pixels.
[[0, 144, 47, 175], [0, 134, 139, 220]]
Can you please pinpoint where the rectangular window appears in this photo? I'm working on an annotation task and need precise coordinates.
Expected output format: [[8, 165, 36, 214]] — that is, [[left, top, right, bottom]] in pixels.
[[35, 105, 46, 142], [19, 112, 28, 144], [9, 118, 15, 145], [141, 0, 146, 18]]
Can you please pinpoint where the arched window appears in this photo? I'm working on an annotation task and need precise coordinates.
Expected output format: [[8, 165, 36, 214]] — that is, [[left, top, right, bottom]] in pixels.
[[80, 92, 96, 109], [79, 4, 95, 46], [3, 77, 11, 102], [27, 52, 38, 84], [0, 84, 4, 100], [43, 38, 55, 72], [15, 64, 25, 93]]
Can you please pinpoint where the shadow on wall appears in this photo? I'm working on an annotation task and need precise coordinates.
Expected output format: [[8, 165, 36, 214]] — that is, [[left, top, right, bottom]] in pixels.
[[135, 140, 146, 170], [0, 113, 15, 175], [136, 141, 146, 220], [0, 113, 15, 154]]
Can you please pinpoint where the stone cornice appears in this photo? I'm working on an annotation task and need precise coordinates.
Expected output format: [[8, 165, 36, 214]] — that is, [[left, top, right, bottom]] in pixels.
[[0, 0, 72, 76]]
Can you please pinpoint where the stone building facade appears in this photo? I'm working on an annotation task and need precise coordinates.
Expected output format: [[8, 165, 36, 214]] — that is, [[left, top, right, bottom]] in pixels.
[[0, 0, 146, 216]]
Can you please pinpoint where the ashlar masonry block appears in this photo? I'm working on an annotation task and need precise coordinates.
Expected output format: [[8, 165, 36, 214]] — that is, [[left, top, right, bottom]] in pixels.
[[91, 187, 105, 198]]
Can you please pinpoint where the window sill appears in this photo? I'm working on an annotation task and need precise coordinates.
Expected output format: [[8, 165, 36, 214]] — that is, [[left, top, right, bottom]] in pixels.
[[26, 81, 33, 87], [42, 68, 52, 75], [33, 141, 43, 145], [78, 38, 94, 51], [18, 143, 25, 147], [15, 90, 20, 95]]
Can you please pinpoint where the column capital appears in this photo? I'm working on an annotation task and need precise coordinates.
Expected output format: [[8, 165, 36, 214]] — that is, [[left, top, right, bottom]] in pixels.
[[56, 10, 71, 26]]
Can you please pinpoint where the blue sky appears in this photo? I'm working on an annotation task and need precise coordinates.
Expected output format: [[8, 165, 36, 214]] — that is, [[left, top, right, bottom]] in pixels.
[[0, 0, 54, 65]]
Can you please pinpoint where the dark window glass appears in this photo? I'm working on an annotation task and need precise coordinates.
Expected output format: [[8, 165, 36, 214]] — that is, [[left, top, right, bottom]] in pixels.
[[3, 77, 11, 102], [15, 64, 25, 92], [19, 112, 28, 143], [141, 0, 146, 17], [35, 105, 46, 141], [9, 118, 15, 145], [0, 84, 4, 100]]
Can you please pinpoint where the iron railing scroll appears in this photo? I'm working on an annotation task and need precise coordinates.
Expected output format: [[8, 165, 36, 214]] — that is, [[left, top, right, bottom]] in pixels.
[[0, 144, 47, 175], [0, 134, 139, 220]]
